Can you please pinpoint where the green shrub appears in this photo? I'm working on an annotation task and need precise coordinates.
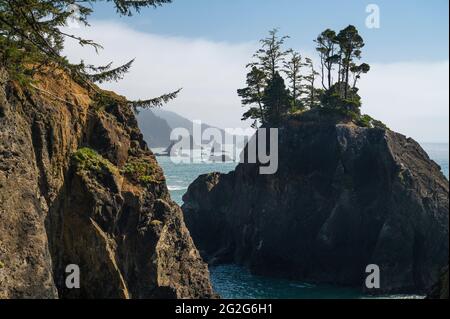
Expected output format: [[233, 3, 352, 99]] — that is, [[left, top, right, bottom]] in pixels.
[[357, 114, 388, 129], [0, 261, 4, 269], [122, 158, 158, 186], [72, 148, 117, 175], [321, 83, 362, 117]]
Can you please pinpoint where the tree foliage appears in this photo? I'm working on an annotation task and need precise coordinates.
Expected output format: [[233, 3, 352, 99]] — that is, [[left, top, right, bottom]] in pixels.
[[85, 59, 135, 84], [336, 25, 366, 99], [130, 89, 182, 112], [262, 72, 290, 126], [315, 29, 338, 90], [350, 62, 370, 88], [238, 66, 267, 124]]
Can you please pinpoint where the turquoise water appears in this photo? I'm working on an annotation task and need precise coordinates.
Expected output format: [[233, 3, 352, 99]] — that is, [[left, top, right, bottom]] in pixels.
[[155, 143, 448, 299], [209, 264, 362, 299], [156, 155, 237, 205]]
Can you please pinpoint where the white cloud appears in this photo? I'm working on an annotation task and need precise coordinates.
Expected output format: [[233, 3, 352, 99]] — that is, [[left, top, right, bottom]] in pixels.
[[358, 61, 449, 143], [63, 20, 256, 129], [63, 21, 449, 143]]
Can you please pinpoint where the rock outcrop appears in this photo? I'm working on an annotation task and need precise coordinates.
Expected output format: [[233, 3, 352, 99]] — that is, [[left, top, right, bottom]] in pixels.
[[0, 67, 215, 299], [427, 266, 449, 299], [182, 111, 449, 294]]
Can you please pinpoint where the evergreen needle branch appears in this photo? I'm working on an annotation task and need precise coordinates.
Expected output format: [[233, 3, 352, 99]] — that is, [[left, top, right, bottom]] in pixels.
[[130, 88, 182, 111]]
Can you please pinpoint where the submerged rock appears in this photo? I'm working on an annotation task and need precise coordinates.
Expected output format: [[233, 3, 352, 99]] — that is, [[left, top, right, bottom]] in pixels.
[[182, 111, 449, 295], [0, 68, 215, 299]]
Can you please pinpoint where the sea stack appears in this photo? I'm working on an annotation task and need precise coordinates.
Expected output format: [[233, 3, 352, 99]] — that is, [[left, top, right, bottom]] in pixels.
[[182, 110, 449, 295]]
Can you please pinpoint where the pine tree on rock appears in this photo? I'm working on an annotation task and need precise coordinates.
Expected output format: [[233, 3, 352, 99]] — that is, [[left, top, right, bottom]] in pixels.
[[336, 25, 365, 99], [283, 50, 304, 112], [315, 29, 338, 90], [238, 66, 267, 125], [302, 58, 320, 109], [263, 72, 290, 126]]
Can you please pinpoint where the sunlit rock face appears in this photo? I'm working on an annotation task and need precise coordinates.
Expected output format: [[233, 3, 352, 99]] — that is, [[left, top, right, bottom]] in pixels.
[[0, 68, 215, 299]]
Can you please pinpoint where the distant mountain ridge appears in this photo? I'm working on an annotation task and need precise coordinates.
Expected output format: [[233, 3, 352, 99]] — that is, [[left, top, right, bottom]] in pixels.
[[137, 110, 173, 148]]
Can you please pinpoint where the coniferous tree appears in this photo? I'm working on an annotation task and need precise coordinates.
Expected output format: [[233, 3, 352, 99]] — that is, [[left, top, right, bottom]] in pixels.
[[239, 29, 290, 127], [0, 0, 178, 110], [313, 25, 370, 115], [238, 26, 371, 125], [350, 62, 370, 89], [263, 72, 290, 125], [302, 58, 320, 109], [283, 50, 303, 111], [336, 25, 365, 98], [249, 29, 289, 80], [237, 66, 267, 125], [315, 29, 338, 90]]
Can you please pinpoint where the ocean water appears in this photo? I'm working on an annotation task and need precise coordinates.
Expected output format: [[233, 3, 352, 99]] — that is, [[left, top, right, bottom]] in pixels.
[[154, 143, 449, 299], [422, 143, 449, 178], [156, 154, 237, 205]]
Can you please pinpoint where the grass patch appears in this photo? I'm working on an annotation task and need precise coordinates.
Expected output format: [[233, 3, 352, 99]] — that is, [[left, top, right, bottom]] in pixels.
[[0, 261, 4, 269]]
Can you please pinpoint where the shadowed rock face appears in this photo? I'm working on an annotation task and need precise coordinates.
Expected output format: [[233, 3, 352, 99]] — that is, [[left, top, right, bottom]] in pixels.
[[427, 267, 449, 299], [0, 68, 215, 299], [182, 113, 449, 295]]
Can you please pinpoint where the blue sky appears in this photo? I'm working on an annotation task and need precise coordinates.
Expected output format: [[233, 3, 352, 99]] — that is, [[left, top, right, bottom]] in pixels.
[[64, 0, 448, 142], [92, 0, 449, 63]]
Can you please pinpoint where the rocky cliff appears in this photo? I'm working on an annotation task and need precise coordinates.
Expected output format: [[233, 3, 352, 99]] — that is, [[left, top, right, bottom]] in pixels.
[[182, 110, 449, 295], [0, 67, 215, 299]]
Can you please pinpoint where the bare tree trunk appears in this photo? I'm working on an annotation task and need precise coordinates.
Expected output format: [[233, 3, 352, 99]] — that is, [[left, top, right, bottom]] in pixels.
[[327, 60, 333, 89], [352, 73, 358, 89], [258, 100, 265, 124], [320, 56, 326, 89], [344, 64, 349, 98]]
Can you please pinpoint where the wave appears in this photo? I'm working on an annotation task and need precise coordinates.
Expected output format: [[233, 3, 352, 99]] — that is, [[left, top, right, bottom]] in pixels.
[[168, 185, 188, 191]]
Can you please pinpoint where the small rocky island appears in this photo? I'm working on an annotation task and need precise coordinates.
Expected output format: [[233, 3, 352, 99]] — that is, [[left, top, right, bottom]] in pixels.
[[182, 110, 449, 295], [182, 25, 449, 297]]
